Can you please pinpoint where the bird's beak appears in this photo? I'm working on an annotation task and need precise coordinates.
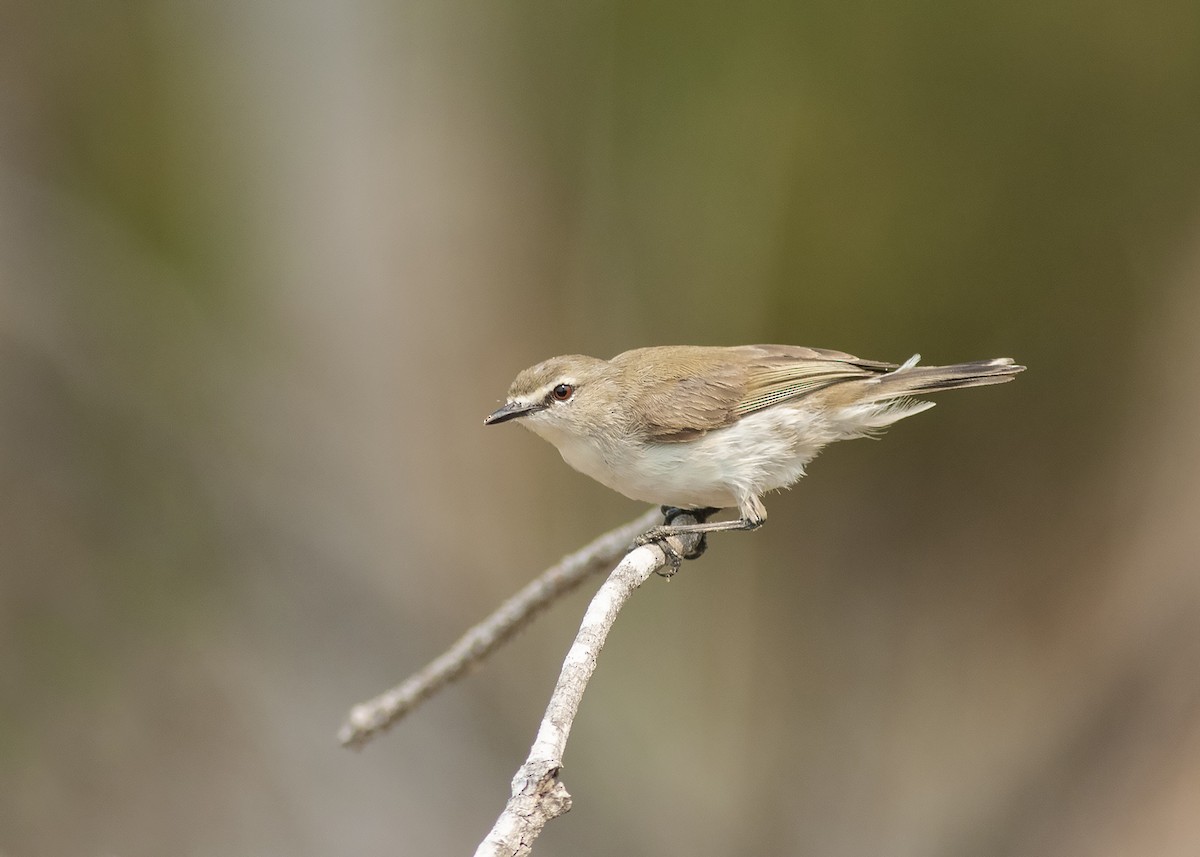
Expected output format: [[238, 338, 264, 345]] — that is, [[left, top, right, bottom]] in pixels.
[[484, 400, 545, 425]]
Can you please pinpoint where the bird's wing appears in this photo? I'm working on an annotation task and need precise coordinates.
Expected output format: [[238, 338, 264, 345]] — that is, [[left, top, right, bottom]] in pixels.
[[621, 345, 893, 443], [629, 370, 746, 442], [734, 346, 888, 416]]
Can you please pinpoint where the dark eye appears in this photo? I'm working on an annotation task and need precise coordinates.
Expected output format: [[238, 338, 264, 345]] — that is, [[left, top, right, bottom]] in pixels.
[[551, 383, 574, 401]]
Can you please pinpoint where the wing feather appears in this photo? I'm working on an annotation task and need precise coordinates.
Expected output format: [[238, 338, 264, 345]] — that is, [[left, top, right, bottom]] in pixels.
[[615, 345, 891, 443], [736, 363, 879, 415]]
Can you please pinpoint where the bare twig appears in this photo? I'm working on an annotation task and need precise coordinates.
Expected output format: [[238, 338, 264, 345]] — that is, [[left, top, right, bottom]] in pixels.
[[474, 515, 704, 857], [339, 507, 663, 749]]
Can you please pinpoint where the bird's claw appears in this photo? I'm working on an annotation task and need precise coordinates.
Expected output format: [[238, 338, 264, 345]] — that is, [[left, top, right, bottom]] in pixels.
[[655, 537, 684, 578], [659, 507, 713, 560], [634, 507, 714, 573]]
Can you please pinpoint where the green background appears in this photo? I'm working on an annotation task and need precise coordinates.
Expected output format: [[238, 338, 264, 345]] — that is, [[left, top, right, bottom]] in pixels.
[[3, 2, 1200, 854]]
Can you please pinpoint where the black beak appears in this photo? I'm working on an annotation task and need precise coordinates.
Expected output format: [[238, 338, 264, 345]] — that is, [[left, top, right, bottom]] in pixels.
[[484, 400, 545, 425]]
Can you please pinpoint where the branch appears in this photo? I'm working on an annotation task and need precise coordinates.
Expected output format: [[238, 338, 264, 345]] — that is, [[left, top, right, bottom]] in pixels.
[[339, 507, 663, 749], [474, 515, 704, 857]]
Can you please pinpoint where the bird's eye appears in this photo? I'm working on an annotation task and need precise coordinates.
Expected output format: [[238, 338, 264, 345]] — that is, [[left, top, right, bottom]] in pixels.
[[551, 383, 574, 401]]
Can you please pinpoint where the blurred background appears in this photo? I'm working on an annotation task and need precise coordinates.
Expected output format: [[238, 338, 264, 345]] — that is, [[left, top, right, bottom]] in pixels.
[[3, 1, 1200, 855]]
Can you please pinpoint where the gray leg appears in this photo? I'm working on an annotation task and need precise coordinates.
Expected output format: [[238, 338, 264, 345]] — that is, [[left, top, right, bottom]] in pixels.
[[636, 496, 767, 548], [653, 506, 720, 561]]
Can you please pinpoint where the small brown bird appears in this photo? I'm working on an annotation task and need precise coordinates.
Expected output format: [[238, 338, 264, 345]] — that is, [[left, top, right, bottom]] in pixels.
[[486, 345, 1023, 545]]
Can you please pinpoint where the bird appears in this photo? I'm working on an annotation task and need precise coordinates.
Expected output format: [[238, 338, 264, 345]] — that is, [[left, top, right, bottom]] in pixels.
[[485, 344, 1023, 548]]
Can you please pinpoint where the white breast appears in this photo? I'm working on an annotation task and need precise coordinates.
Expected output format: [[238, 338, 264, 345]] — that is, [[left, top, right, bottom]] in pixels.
[[527, 406, 837, 510], [524, 398, 933, 512]]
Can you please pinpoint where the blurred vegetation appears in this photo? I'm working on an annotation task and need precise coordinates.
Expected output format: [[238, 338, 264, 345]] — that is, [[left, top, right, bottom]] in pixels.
[[2, 1, 1200, 855]]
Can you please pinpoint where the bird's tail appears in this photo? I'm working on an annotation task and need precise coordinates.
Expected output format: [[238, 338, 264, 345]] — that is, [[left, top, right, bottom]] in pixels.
[[866, 354, 1025, 402]]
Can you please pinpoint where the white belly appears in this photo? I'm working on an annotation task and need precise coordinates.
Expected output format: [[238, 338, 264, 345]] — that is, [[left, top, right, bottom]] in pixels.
[[521, 386, 938, 513], [529, 406, 840, 511]]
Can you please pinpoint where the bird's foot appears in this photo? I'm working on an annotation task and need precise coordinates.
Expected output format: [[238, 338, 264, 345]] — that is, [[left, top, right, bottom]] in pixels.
[[636, 507, 720, 575], [655, 537, 685, 578]]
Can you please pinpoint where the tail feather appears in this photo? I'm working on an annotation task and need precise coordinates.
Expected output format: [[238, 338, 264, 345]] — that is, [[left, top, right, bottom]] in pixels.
[[867, 355, 1025, 401]]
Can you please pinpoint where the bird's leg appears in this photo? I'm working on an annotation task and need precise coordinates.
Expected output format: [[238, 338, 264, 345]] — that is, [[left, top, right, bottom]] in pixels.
[[643, 501, 715, 573], [635, 498, 766, 551], [659, 506, 720, 561], [643, 507, 720, 577]]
